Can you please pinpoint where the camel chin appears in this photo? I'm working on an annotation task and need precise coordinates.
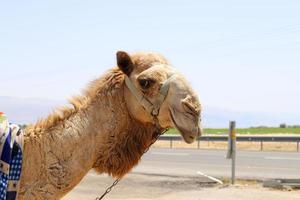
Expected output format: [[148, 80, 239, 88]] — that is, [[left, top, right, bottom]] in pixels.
[[169, 107, 200, 144]]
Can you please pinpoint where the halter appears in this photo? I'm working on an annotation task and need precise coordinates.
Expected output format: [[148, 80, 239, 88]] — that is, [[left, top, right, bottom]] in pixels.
[[124, 74, 176, 118]]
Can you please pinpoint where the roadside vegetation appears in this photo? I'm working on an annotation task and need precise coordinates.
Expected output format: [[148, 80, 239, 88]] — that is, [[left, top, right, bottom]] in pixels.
[[167, 127, 300, 135]]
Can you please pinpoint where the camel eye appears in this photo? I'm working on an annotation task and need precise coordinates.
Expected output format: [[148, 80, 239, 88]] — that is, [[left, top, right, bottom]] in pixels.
[[138, 78, 155, 90]]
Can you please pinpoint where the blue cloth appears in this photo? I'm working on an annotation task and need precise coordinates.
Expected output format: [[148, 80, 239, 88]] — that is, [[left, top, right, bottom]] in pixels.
[[0, 114, 23, 200]]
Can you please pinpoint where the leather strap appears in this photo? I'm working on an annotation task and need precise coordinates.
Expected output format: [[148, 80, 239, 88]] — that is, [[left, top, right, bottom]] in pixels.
[[125, 74, 175, 116]]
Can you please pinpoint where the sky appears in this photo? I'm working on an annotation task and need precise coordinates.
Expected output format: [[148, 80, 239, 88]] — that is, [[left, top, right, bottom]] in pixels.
[[1, 1, 300, 123]]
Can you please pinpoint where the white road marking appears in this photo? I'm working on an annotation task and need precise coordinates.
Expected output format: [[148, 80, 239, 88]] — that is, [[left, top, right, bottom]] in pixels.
[[151, 152, 189, 156], [197, 171, 223, 184], [264, 157, 300, 161]]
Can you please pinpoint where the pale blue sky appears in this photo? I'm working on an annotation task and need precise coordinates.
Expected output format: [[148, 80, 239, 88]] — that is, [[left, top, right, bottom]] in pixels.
[[1, 1, 300, 116]]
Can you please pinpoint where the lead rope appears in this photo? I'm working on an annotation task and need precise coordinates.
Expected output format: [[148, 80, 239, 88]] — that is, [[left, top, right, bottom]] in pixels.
[[94, 123, 168, 200]]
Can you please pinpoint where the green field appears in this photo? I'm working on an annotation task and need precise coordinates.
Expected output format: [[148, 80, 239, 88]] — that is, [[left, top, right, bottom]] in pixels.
[[166, 127, 300, 135]]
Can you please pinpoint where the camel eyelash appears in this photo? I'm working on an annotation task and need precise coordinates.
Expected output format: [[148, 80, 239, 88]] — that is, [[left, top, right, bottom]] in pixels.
[[138, 78, 156, 90]]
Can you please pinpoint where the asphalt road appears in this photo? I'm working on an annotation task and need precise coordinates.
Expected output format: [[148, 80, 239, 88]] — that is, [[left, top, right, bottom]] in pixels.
[[63, 148, 300, 200], [133, 148, 300, 180]]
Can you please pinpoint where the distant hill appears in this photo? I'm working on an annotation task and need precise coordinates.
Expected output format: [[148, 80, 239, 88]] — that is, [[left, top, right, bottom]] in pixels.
[[1, 96, 299, 128], [0, 96, 65, 125]]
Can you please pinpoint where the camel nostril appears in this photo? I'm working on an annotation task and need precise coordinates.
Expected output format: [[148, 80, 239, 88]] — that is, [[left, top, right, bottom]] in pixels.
[[182, 101, 198, 116]]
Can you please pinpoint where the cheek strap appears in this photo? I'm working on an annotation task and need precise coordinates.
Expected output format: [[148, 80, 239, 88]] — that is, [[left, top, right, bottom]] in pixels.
[[124, 74, 176, 117]]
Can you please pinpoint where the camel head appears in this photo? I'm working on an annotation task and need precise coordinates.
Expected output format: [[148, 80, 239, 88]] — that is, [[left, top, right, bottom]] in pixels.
[[117, 51, 202, 144]]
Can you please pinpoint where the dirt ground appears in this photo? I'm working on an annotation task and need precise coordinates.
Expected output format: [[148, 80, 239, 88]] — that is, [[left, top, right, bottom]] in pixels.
[[62, 172, 300, 200]]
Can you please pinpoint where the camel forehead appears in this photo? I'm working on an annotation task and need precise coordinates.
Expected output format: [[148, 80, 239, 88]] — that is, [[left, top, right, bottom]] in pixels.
[[131, 52, 170, 73]]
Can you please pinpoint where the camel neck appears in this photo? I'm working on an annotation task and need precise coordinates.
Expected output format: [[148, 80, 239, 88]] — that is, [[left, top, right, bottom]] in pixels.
[[92, 92, 157, 178], [19, 107, 97, 199]]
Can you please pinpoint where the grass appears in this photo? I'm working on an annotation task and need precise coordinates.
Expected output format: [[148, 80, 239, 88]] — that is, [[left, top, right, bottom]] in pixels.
[[166, 127, 300, 135]]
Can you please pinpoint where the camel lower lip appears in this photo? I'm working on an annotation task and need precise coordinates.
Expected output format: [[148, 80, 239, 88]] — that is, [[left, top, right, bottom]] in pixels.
[[169, 108, 197, 143]]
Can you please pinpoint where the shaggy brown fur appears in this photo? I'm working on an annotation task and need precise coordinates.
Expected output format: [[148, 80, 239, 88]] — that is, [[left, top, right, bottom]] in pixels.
[[93, 120, 158, 177], [28, 68, 123, 132]]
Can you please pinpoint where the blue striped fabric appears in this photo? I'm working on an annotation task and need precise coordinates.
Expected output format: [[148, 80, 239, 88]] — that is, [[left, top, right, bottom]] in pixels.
[[0, 113, 23, 200]]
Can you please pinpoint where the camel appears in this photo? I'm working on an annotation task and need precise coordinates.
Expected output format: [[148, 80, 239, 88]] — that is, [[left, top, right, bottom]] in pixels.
[[18, 51, 202, 200]]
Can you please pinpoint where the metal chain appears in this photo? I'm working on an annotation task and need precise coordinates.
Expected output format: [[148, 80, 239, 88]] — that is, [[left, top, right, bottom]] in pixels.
[[94, 124, 168, 200], [95, 178, 121, 200]]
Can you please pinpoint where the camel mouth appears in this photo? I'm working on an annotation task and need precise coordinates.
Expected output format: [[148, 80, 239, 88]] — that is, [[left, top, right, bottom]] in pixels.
[[169, 108, 200, 144]]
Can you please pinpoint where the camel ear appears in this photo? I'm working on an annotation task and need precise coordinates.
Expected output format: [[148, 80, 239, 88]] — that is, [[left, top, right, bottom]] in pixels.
[[116, 51, 134, 76]]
